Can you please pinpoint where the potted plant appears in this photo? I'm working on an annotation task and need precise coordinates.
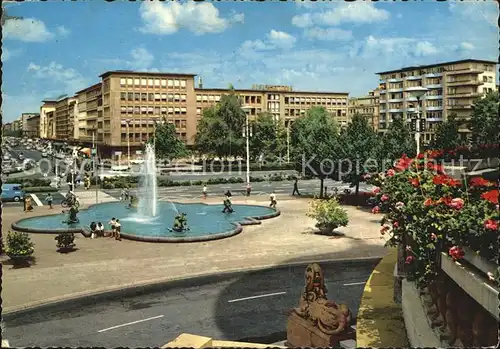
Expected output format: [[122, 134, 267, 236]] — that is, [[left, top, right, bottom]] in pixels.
[[55, 232, 76, 253], [5, 231, 35, 265], [307, 197, 349, 235]]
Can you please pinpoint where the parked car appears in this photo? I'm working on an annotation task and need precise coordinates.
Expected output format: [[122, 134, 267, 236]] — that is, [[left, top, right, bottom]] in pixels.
[[1, 183, 25, 202]]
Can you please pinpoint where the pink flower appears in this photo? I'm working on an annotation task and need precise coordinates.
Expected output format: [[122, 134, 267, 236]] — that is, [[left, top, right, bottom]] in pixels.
[[395, 202, 405, 209], [405, 255, 415, 264], [449, 246, 464, 260], [484, 219, 498, 231], [381, 194, 389, 202], [363, 173, 372, 180], [380, 226, 389, 235], [372, 187, 381, 194], [371, 206, 381, 214], [393, 221, 399, 228], [449, 198, 465, 210], [387, 169, 395, 177]]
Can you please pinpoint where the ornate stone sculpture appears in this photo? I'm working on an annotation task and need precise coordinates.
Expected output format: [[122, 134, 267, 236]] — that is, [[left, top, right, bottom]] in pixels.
[[293, 263, 351, 335]]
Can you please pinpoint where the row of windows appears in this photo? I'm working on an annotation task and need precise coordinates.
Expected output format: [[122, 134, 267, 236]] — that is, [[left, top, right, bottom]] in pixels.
[[349, 108, 376, 114], [196, 95, 222, 102], [121, 92, 187, 102], [120, 106, 187, 115], [285, 108, 347, 117], [120, 132, 187, 142], [120, 78, 187, 89], [285, 97, 347, 105], [120, 119, 187, 129]]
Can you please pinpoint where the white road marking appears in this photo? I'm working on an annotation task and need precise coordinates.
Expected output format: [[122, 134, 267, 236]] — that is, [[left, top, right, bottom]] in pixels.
[[228, 291, 286, 303], [97, 315, 164, 333], [30, 194, 43, 206], [343, 281, 366, 286]]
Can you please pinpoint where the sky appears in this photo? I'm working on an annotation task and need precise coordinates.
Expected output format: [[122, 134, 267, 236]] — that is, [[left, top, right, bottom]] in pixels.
[[2, 0, 498, 122]]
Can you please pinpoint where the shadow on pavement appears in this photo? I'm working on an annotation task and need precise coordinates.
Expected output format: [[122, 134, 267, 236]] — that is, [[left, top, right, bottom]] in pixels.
[[213, 240, 385, 344], [2, 256, 37, 269]]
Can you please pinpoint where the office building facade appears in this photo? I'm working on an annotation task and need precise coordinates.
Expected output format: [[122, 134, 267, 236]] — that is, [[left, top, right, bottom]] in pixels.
[[377, 59, 497, 141], [348, 88, 380, 132]]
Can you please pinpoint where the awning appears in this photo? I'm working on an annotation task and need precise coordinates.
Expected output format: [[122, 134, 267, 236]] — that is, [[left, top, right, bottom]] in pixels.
[[79, 148, 91, 156]]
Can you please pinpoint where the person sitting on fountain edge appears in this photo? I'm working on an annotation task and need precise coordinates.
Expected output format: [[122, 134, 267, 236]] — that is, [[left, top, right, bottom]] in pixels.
[[222, 193, 233, 213]]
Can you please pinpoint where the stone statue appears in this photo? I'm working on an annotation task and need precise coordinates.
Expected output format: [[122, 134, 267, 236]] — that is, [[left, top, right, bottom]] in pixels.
[[293, 263, 352, 335], [128, 196, 138, 208], [66, 205, 79, 224], [172, 213, 189, 232], [222, 195, 233, 213]]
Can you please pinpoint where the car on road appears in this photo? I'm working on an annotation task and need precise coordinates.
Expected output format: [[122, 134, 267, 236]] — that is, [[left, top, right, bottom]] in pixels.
[[1, 183, 25, 202]]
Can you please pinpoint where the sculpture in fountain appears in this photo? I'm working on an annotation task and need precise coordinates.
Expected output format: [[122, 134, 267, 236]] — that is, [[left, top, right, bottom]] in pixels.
[[137, 143, 158, 218], [171, 213, 189, 233]]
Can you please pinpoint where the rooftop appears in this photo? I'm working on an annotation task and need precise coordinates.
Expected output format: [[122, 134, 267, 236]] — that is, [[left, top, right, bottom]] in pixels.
[[75, 82, 102, 94], [376, 59, 498, 75], [195, 87, 349, 95], [99, 70, 198, 79]]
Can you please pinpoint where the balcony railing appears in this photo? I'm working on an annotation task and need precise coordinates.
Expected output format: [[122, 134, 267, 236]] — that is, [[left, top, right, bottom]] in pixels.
[[447, 92, 482, 98], [425, 95, 443, 100], [388, 98, 404, 103], [405, 75, 422, 81], [389, 108, 403, 113], [446, 67, 484, 75], [447, 79, 482, 86], [425, 84, 442, 89], [448, 104, 472, 110], [387, 78, 403, 83], [425, 106, 443, 111], [424, 72, 443, 78], [388, 88, 404, 92], [426, 117, 443, 122]]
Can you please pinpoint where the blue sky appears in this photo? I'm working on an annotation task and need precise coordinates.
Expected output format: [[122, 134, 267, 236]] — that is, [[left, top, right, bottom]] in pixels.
[[2, 0, 498, 122]]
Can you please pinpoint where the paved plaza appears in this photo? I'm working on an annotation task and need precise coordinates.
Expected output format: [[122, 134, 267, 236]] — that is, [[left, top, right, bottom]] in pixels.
[[2, 193, 388, 313]]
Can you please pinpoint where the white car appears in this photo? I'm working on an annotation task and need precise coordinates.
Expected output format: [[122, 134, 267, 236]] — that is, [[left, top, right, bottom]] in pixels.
[[131, 158, 144, 165]]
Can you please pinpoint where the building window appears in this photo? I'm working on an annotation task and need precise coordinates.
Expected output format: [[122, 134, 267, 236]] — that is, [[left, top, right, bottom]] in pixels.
[[120, 78, 126, 86], [148, 79, 154, 87], [134, 93, 140, 101], [127, 92, 134, 101], [127, 78, 133, 86], [154, 107, 160, 115], [180, 120, 186, 128], [161, 79, 167, 87], [181, 94, 187, 101], [168, 79, 174, 87], [140, 106, 147, 114], [127, 106, 133, 114], [168, 93, 174, 102], [161, 107, 167, 114], [141, 93, 147, 101], [154, 79, 160, 87], [134, 106, 140, 114], [202, 95, 208, 101], [196, 108, 201, 115], [174, 80, 180, 87], [141, 78, 147, 87], [147, 107, 154, 114], [196, 95, 202, 102], [168, 107, 174, 114], [180, 107, 187, 114], [161, 93, 167, 101], [148, 93, 154, 101], [154, 93, 161, 101], [134, 78, 140, 86], [120, 106, 127, 114], [180, 80, 186, 88], [120, 92, 126, 100], [175, 107, 180, 114]]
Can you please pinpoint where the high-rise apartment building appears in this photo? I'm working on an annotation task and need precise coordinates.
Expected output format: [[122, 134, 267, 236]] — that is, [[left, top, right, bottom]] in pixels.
[[40, 100, 57, 139], [348, 88, 380, 131], [54, 96, 78, 140], [377, 59, 497, 141], [75, 82, 102, 144], [23, 113, 40, 137]]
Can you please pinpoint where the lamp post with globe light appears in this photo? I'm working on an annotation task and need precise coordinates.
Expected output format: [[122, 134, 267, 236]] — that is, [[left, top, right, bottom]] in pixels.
[[241, 105, 252, 185], [407, 86, 428, 155]]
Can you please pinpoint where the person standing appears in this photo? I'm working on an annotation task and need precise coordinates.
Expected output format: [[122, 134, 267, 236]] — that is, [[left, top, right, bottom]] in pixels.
[[292, 178, 301, 196], [90, 221, 97, 239], [246, 182, 252, 196], [269, 191, 277, 208], [115, 219, 122, 241], [45, 193, 54, 209], [24, 197, 33, 212], [108, 217, 117, 238], [96, 222, 104, 237], [202, 185, 208, 199]]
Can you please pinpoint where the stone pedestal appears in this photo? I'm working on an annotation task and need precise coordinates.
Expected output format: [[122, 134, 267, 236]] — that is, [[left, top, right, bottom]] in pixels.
[[286, 311, 355, 347]]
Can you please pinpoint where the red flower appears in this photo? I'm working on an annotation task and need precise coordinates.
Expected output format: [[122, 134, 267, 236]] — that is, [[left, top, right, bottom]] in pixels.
[[449, 246, 464, 260], [393, 221, 399, 228], [447, 178, 462, 187], [437, 196, 452, 205], [449, 198, 465, 210], [409, 177, 420, 187], [381, 194, 389, 202], [380, 226, 389, 235], [387, 169, 395, 177], [484, 219, 498, 231], [427, 162, 445, 174], [405, 255, 415, 264], [371, 206, 381, 214], [481, 190, 499, 204], [470, 177, 494, 187], [424, 198, 434, 206], [372, 187, 381, 194], [417, 153, 425, 159], [395, 155, 413, 172]]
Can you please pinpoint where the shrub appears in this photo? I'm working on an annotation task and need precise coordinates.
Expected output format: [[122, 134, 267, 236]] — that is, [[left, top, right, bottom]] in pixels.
[[5, 231, 35, 258], [307, 198, 349, 230], [249, 176, 265, 182], [55, 233, 76, 250], [180, 181, 192, 186], [24, 186, 59, 193], [191, 180, 203, 186]]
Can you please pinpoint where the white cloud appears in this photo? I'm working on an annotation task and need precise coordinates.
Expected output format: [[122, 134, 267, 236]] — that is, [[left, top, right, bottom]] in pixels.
[[96, 48, 157, 71], [459, 42, 475, 51], [303, 27, 353, 41], [267, 30, 296, 49], [238, 30, 296, 57], [292, 3, 390, 28], [27, 61, 88, 93], [414, 41, 439, 56], [56, 26, 71, 37], [449, 2, 497, 27], [2, 48, 22, 62], [138, 1, 243, 35], [362, 35, 439, 58], [3, 18, 54, 42], [129, 47, 155, 69]]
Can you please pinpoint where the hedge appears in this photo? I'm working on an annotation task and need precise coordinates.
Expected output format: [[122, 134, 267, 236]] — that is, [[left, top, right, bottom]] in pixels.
[[24, 186, 59, 193], [5, 178, 52, 187]]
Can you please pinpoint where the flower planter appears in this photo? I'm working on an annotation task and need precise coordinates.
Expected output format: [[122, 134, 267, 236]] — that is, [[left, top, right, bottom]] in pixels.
[[7, 253, 32, 266], [461, 245, 497, 276], [319, 224, 338, 235], [440, 252, 499, 321], [57, 244, 76, 253]]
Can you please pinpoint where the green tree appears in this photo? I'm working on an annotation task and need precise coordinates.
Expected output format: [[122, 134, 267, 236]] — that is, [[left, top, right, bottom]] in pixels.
[[375, 117, 416, 170], [149, 118, 187, 160], [290, 107, 341, 198], [249, 112, 287, 162], [469, 91, 499, 146], [194, 93, 246, 158], [340, 113, 378, 194], [430, 113, 462, 151]]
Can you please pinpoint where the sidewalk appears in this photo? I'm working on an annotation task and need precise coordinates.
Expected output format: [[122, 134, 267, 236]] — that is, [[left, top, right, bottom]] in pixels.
[[2, 196, 389, 313]]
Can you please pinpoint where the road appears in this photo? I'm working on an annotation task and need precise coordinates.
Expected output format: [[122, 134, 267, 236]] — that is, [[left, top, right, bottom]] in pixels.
[[3, 259, 379, 347]]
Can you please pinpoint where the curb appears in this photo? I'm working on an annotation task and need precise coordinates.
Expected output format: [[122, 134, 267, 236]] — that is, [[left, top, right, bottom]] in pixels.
[[2, 255, 383, 320]]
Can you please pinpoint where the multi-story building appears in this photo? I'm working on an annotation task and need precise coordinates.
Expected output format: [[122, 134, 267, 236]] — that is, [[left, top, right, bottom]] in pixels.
[[40, 100, 58, 139], [377, 59, 497, 141], [348, 88, 380, 131], [75, 83, 102, 144], [54, 96, 78, 140], [195, 82, 349, 130], [46, 111, 56, 139], [23, 113, 41, 138]]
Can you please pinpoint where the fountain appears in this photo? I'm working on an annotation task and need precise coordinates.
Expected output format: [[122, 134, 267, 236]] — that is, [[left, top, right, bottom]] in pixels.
[[12, 143, 280, 242], [137, 143, 158, 218]]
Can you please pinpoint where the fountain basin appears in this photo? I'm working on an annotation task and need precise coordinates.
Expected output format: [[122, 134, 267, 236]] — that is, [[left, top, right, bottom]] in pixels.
[[11, 202, 280, 243]]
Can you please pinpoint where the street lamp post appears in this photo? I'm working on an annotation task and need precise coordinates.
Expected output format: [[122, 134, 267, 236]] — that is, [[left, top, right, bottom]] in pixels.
[[286, 123, 290, 163], [91, 128, 98, 204], [241, 105, 252, 185], [126, 119, 131, 168], [407, 87, 428, 155]]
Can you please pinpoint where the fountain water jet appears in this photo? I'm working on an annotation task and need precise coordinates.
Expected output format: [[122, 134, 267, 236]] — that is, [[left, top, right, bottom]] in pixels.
[[137, 143, 158, 217]]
